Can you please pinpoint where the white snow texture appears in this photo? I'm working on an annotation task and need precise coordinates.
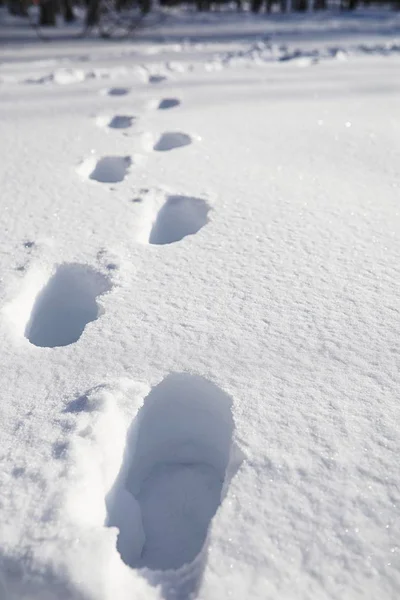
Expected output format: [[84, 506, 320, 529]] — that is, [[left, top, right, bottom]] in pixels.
[[0, 6, 400, 600]]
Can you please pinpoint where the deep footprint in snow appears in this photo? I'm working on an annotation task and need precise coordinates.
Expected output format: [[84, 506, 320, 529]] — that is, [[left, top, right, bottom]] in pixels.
[[158, 98, 180, 110], [149, 74, 167, 84], [109, 115, 135, 129], [149, 195, 210, 245], [106, 87, 130, 96], [153, 132, 192, 152], [96, 115, 135, 130], [90, 156, 132, 183], [107, 373, 242, 578], [78, 156, 132, 184], [25, 264, 111, 348]]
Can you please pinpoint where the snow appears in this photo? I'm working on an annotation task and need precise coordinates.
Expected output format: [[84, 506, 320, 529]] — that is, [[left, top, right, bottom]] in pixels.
[[1, 6, 400, 600]]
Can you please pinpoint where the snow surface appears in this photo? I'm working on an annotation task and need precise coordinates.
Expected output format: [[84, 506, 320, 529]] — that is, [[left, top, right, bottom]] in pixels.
[[0, 7, 400, 600]]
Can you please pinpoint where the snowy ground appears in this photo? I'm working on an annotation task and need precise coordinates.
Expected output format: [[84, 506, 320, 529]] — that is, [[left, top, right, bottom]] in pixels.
[[0, 7, 400, 600]]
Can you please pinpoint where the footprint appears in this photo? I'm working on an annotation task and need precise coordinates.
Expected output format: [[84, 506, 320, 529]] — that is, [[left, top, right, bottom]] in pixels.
[[153, 132, 192, 152], [108, 115, 135, 129], [77, 156, 132, 184], [96, 115, 135, 130], [107, 373, 242, 583], [158, 98, 180, 110], [149, 75, 167, 84], [149, 195, 210, 245], [25, 264, 111, 348], [105, 87, 130, 96]]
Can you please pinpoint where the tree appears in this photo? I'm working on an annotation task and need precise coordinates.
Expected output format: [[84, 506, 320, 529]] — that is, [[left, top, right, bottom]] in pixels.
[[63, 0, 75, 21], [40, 0, 57, 25]]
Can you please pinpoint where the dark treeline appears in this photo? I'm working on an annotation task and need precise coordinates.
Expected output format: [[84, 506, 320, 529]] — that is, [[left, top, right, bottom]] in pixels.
[[4, 0, 150, 23], [3, 0, 400, 25], [162, 0, 400, 11]]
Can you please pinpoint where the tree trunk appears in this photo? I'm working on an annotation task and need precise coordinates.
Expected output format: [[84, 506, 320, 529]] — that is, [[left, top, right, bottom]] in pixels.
[[63, 0, 75, 21], [40, 0, 57, 25], [140, 0, 151, 13], [85, 0, 99, 25], [251, 0, 263, 12], [8, 0, 28, 15]]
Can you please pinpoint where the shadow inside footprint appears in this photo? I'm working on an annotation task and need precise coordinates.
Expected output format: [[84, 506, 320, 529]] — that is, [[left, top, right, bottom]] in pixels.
[[25, 264, 111, 348], [89, 156, 132, 183], [149, 195, 210, 245], [158, 98, 180, 110], [107, 374, 242, 598], [149, 75, 167, 84], [107, 87, 130, 96], [153, 132, 192, 152], [108, 115, 135, 129]]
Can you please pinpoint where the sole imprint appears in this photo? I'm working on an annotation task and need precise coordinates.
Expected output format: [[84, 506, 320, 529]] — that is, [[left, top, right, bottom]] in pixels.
[[158, 98, 180, 110], [107, 373, 242, 577], [96, 115, 135, 130], [77, 155, 132, 184], [108, 115, 135, 129], [149, 75, 167, 84], [25, 263, 111, 348], [149, 195, 210, 245], [105, 87, 130, 96], [153, 132, 192, 152]]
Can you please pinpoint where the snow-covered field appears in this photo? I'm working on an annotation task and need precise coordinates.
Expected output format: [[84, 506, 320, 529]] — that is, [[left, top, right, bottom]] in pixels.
[[1, 7, 400, 600]]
